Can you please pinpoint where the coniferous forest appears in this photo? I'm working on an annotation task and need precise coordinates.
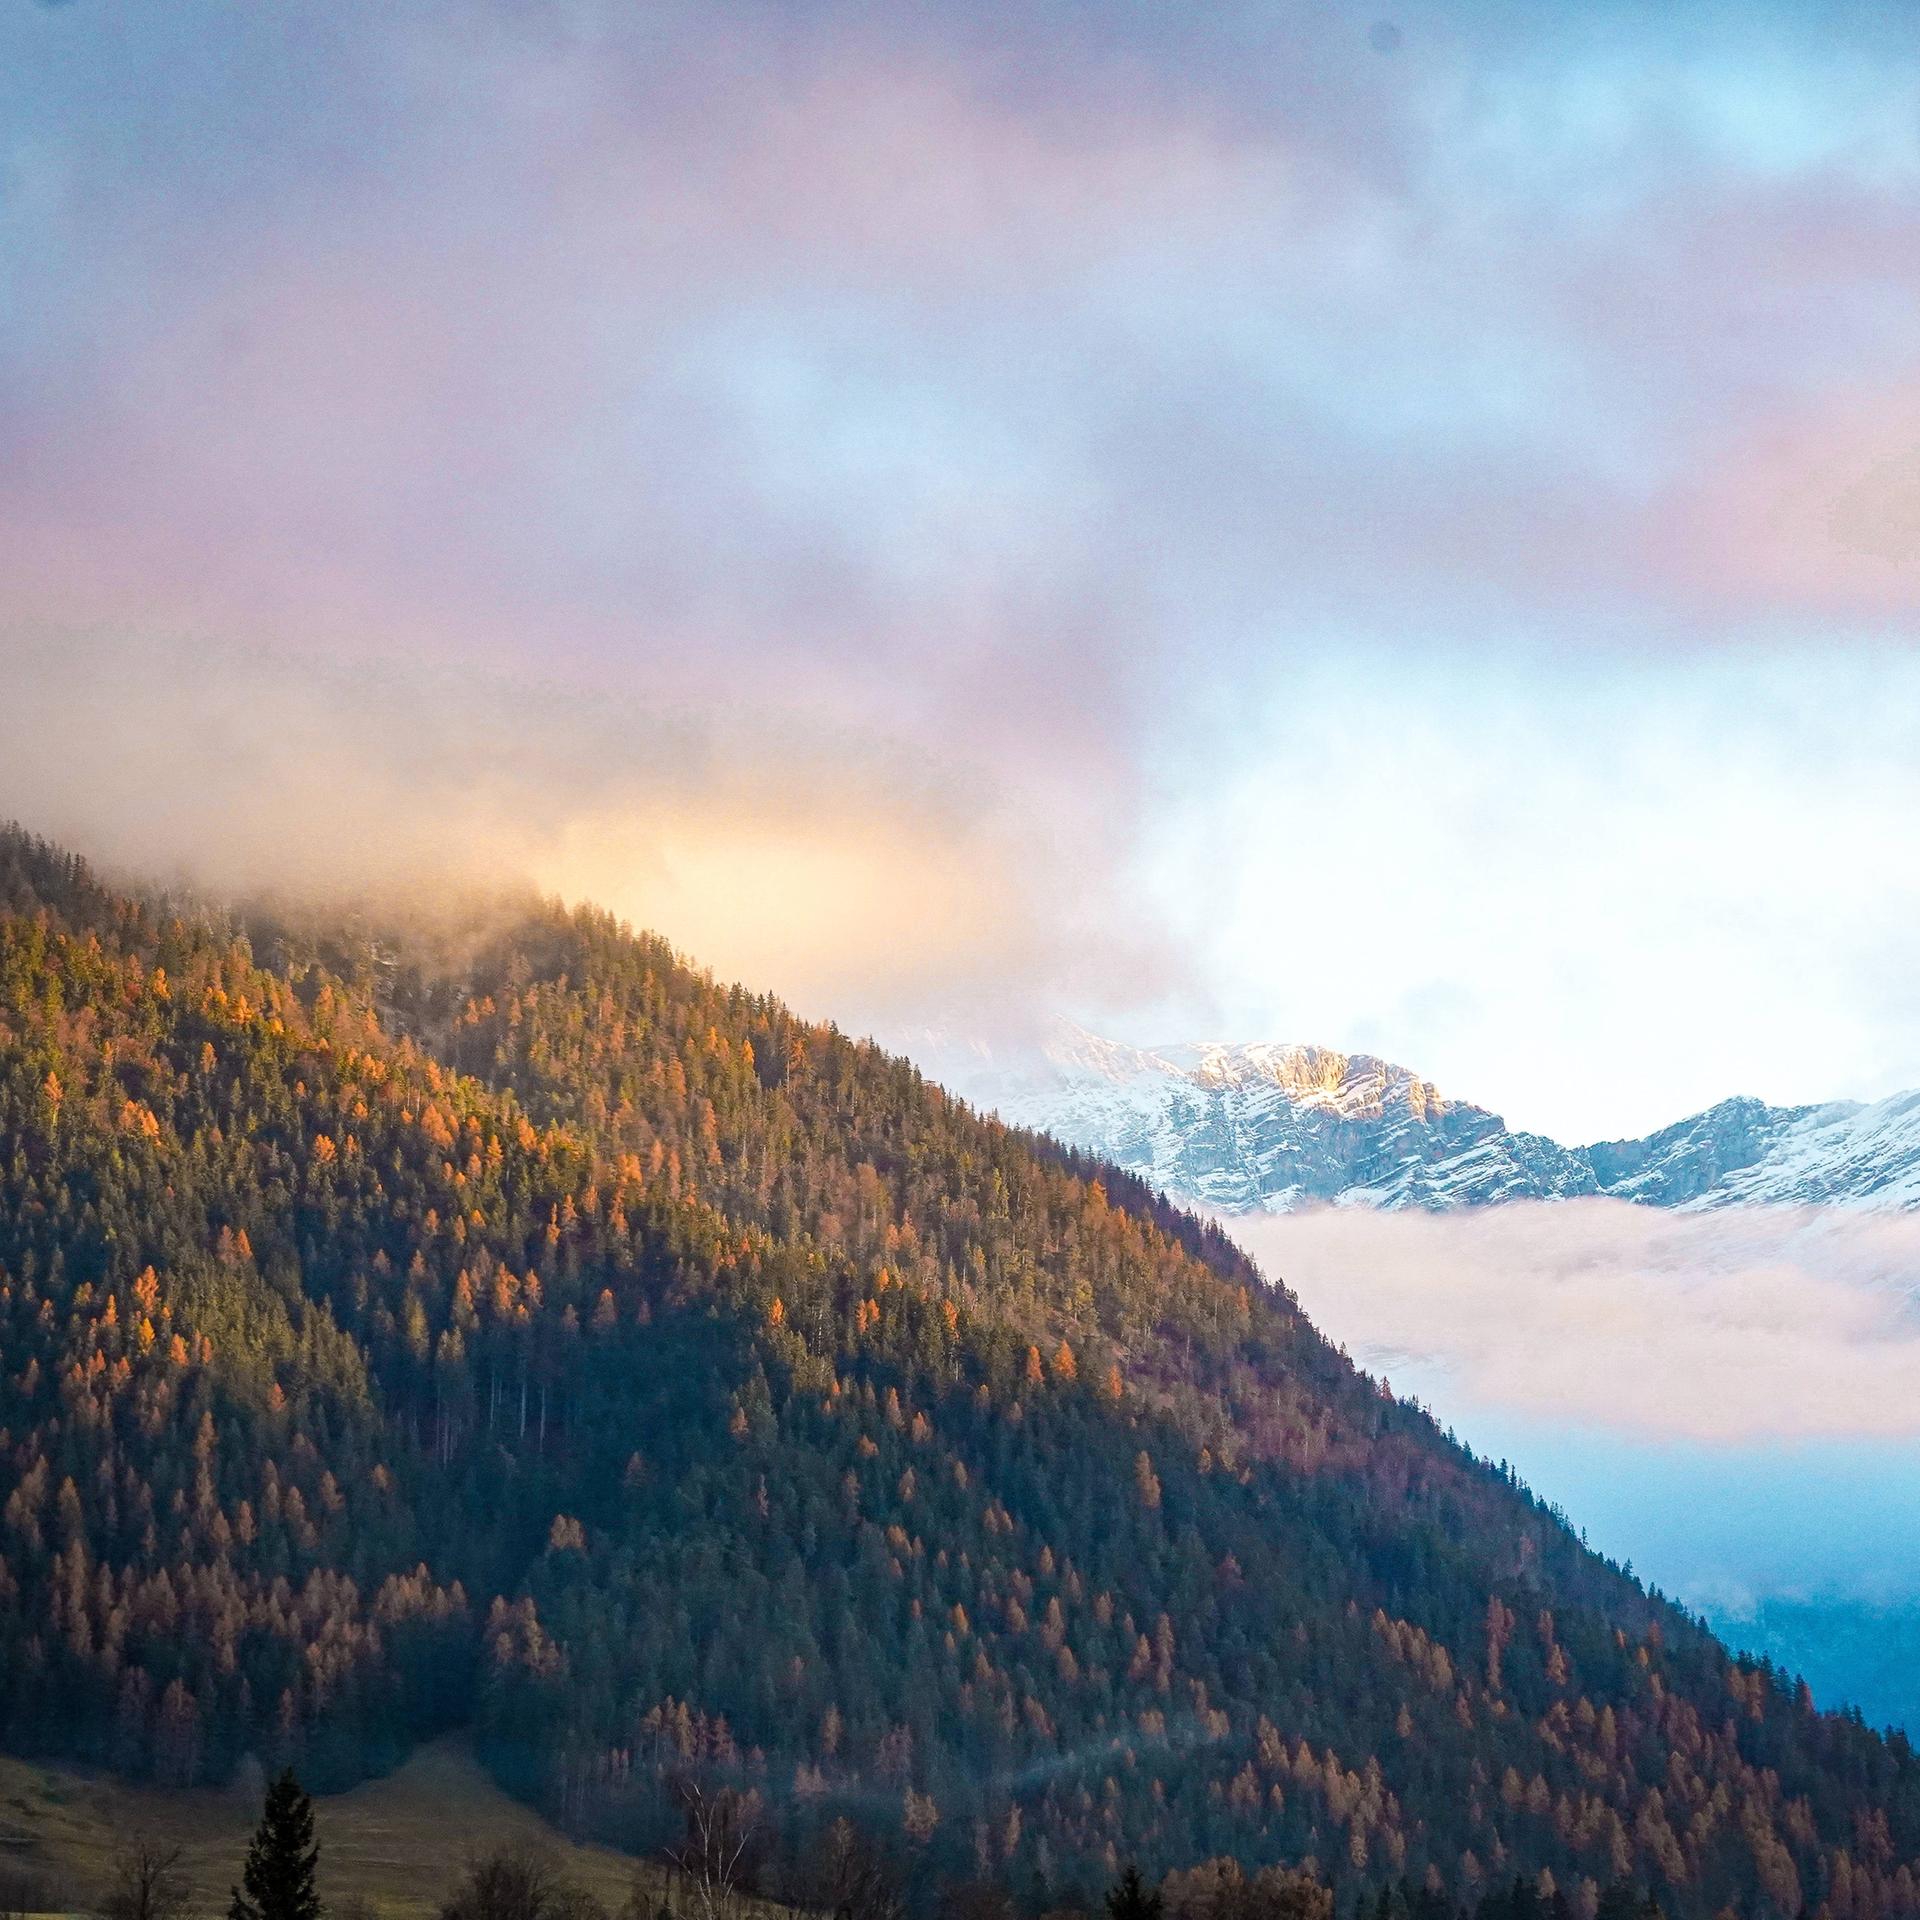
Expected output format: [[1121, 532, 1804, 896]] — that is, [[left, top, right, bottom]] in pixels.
[[1, 826, 1916, 1920]]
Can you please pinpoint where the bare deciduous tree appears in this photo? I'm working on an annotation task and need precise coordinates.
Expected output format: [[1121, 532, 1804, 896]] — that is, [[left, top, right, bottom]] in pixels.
[[665, 1780, 761, 1920], [100, 1838, 193, 1920], [439, 1849, 604, 1920]]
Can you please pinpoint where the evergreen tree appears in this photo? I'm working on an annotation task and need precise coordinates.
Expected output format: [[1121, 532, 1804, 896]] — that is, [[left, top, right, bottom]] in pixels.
[[1108, 1866, 1164, 1920], [229, 1770, 321, 1920]]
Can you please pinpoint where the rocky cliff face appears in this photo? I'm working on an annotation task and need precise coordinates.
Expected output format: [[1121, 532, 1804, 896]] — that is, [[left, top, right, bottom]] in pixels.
[[951, 1024, 1917, 1215], [1582, 1096, 1831, 1205], [954, 1029, 1594, 1211]]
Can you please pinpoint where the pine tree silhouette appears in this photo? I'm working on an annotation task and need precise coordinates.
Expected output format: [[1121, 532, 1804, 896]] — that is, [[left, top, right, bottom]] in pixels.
[[229, 1770, 321, 1920], [1106, 1866, 1163, 1920]]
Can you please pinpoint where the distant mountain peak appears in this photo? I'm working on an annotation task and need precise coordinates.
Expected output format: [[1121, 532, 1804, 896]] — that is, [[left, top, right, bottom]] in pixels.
[[948, 1024, 1920, 1216]]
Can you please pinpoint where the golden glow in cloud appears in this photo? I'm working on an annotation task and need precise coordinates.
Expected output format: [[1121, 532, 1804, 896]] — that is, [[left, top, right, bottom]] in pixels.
[[0, 631, 1152, 1037], [531, 801, 1021, 1017]]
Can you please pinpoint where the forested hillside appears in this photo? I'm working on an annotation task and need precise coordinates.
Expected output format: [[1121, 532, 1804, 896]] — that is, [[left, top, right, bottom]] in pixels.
[[0, 827, 1915, 1920]]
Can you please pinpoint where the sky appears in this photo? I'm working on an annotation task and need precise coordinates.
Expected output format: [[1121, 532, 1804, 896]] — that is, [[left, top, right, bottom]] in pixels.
[[4, 1, 1920, 1139]]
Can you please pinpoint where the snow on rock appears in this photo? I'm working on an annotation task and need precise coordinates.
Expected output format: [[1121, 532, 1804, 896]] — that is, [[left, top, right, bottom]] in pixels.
[[933, 1023, 1920, 1216]]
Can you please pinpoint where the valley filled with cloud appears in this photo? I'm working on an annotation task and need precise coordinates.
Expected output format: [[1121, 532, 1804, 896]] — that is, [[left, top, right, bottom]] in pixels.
[[1233, 1199, 1920, 1725]]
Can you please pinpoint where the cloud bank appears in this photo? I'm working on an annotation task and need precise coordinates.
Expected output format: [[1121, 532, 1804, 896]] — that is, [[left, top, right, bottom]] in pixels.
[[5, 2, 1920, 1128], [0, 634, 1177, 1038], [1231, 1199, 1920, 1445]]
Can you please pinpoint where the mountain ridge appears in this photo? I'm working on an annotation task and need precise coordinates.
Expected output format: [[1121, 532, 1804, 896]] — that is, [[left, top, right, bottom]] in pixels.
[[942, 1024, 1903, 1215]]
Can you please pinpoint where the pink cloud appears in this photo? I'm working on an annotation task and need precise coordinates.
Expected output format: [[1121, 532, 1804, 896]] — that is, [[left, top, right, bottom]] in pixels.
[[1655, 377, 1920, 617], [1230, 1201, 1920, 1446]]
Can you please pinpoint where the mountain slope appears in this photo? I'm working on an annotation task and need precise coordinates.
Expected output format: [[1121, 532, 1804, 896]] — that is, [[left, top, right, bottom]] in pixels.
[[1603, 1090, 1920, 1210], [1, 830, 1918, 1918], [970, 1026, 1912, 1215]]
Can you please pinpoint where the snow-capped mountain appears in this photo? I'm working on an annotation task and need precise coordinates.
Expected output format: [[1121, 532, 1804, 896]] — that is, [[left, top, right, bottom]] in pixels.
[[933, 1023, 1920, 1214]]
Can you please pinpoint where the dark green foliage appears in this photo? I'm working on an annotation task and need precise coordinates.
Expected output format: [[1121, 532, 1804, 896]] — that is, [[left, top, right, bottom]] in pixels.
[[1107, 1866, 1163, 1920], [229, 1770, 321, 1920], [0, 826, 1915, 1920]]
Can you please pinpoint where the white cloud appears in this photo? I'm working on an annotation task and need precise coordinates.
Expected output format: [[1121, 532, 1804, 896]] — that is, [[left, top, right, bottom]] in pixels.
[[1228, 1198, 1920, 1445], [1142, 649, 1920, 1141], [6, 1, 1920, 1137]]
